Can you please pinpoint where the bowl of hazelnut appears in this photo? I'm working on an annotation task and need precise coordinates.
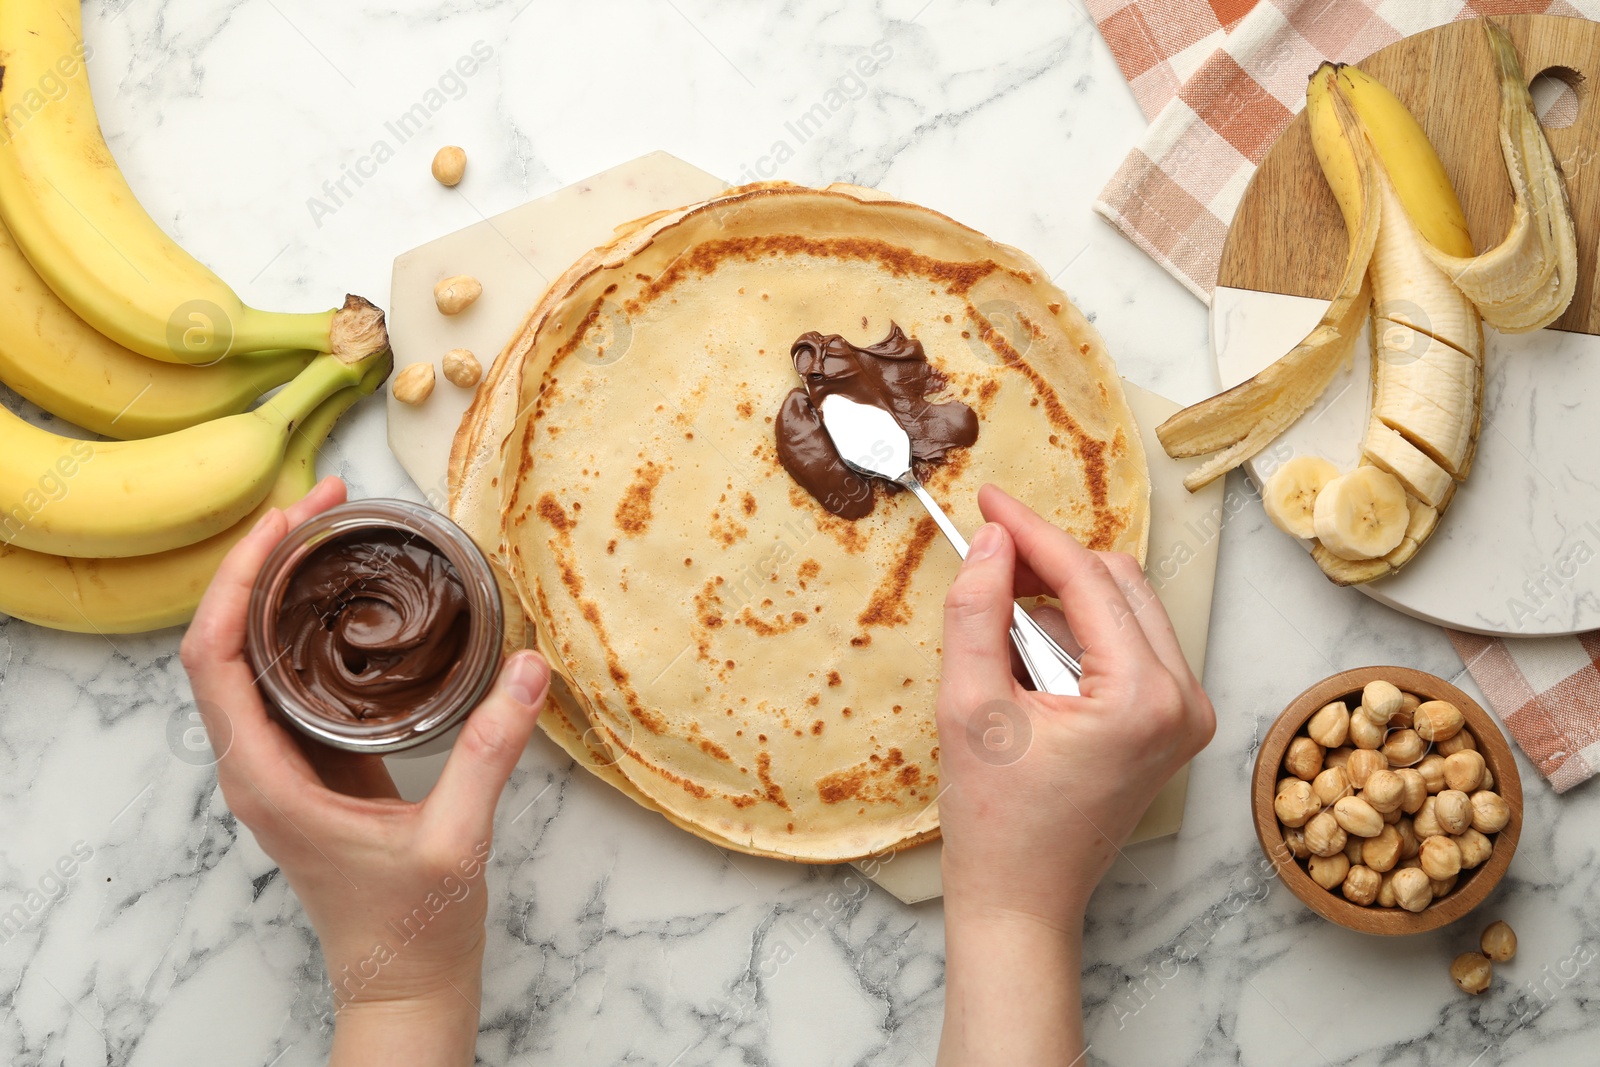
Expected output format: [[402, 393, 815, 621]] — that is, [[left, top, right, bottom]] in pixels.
[[1252, 666, 1522, 935]]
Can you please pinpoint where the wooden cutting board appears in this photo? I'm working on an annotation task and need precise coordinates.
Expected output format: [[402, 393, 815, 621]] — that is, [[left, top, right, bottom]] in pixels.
[[1220, 13, 1600, 334]]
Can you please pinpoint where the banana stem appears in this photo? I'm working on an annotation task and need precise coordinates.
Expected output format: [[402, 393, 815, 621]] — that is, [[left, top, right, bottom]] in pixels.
[[233, 307, 339, 356], [254, 353, 369, 430]]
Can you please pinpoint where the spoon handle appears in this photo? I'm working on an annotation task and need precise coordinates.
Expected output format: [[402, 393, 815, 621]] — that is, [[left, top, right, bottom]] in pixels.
[[899, 473, 1082, 696]]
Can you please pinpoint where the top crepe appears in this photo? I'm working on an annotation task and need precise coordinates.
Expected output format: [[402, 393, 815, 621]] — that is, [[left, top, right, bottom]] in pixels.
[[476, 182, 1150, 862]]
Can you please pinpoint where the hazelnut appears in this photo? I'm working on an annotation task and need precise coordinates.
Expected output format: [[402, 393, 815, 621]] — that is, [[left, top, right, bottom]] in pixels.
[[442, 348, 482, 388], [1309, 852, 1351, 890], [1344, 836, 1366, 865], [1470, 790, 1511, 834], [1324, 747, 1354, 770], [1435, 790, 1473, 836], [1431, 873, 1458, 898], [1382, 805, 1404, 825], [1362, 769, 1405, 814], [1312, 767, 1353, 807], [1419, 836, 1462, 880], [1284, 736, 1325, 781], [1274, 779, 1319, 828], [1343, 864, 1381, 906], [1396, 816, 1420, 859], [1420, 700, 1465, 742], [1438, 729, 1478, 756], [1382, 728, 1425, 767], [1346, 749, 1389, 789], [1376, 870, 1399, 908], [1307, 701, 1351, 748], [1413, 797, 1445, 839], [1363, 824, 1402, 873], [1481, 765, 1495, 791], [434, 274, 483, 316], [1400, 691, 1422, 715], [1450, 951, 1492, 995], [1416, 754, 1448, 794], [1481, 920, 1517, 962], [1392, 867, 1434, 912], [1349, 712, 1386, 750], [1281, 826, 1311, 860], [1361, 680, 1404, 724], [1414, 701, 1465, 742], [1454, 828, 1493, 870], [1396, 769, 1428, 814], [1444, 751, 1486, 793], [1390, 706, 1414, 731], [431, 145, 467, 186], [1305, 811, 1348, 857], [392, 361, 436, 406], [1277, 776, 1298, 795], [1333, 795, 1384, 838]]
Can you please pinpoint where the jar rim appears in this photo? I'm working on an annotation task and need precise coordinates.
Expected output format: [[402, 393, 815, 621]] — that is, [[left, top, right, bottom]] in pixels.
[[245, 499, 505, 753]]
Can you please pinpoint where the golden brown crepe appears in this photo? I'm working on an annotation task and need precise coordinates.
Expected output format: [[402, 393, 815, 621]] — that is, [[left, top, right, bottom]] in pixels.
[[453, 182, 1149, 862]]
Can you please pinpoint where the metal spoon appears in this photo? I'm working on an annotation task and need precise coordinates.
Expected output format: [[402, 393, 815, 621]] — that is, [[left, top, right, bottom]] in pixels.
[[817, 393, 1082, 696]]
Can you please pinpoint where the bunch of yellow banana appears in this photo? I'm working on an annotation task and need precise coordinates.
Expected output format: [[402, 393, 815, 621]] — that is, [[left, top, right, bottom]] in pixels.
[[0, 0, 393, 631], [1158, 20, 1576, 586]]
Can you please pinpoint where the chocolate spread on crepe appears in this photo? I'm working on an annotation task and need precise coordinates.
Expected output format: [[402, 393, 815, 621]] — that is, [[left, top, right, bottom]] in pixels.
[[775, 324, 979, 518]]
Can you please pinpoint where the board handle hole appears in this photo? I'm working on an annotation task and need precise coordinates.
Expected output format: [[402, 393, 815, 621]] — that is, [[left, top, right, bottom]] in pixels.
[[1529, 67, 1582, 129]]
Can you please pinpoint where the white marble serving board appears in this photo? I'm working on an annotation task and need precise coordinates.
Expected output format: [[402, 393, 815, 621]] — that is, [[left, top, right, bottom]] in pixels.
[[1214, 285, 1600, 637], [386, 154, 1222, 903]]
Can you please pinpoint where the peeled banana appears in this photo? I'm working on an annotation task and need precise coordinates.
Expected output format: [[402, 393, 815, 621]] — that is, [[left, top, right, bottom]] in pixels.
[[0, 0, 387, 365], [0, 349, 388, 559], [0, 361, 385, 634], [0, 219, 315, 438]]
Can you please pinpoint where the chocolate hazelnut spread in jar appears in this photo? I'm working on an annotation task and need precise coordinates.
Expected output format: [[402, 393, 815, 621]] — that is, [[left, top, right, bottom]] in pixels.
[[246, 500, 504, 753]]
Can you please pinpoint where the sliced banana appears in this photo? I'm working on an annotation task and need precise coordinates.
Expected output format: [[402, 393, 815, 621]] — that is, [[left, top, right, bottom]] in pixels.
[[1263, 455, 1341, 539], [1312, 466, 1410, 561], [1370, 319, 1481, 476]]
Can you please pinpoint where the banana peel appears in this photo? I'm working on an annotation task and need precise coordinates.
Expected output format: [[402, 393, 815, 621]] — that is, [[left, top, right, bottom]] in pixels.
[[1157, 72, 1379, 493], [1420, 20, 1578, 333]]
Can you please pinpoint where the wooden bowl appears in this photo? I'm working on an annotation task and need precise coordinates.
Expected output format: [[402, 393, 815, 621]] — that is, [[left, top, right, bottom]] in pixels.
[[1252, 666, 1523, 935]]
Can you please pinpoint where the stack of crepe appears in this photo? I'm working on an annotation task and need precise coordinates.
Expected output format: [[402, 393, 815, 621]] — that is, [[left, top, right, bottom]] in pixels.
[[449, 183, 1150, 863]]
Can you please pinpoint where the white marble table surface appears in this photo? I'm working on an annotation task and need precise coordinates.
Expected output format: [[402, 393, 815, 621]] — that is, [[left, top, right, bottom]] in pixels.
[[4, 1, 1598, 1064]]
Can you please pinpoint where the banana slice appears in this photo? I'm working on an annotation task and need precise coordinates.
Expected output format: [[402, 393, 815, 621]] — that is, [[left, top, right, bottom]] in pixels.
[[1312, 466, 1410, 561], [1362, 418, 1453, 507], [1262, 455, 1341, 539]]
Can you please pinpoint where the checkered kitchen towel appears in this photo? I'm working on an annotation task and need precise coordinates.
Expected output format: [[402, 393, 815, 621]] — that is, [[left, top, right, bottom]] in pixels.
[[1447, 633, 1600, 792], [1090, 0, 1600, 302], [1089, 0, 1600, 792]]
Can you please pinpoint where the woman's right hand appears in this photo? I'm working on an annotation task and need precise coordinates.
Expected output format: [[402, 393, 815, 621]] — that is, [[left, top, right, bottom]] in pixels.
[[935, 485, 1215, 1065]]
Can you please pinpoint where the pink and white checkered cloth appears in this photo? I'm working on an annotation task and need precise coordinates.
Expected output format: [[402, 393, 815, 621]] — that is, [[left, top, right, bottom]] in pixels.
[[1089, 0, 1600, 791], [1090, 0, 1600, 301]]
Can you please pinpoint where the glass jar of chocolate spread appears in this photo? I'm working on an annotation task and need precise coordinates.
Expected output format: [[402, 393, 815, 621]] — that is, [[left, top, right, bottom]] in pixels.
[[246, 499, 504, 753]]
